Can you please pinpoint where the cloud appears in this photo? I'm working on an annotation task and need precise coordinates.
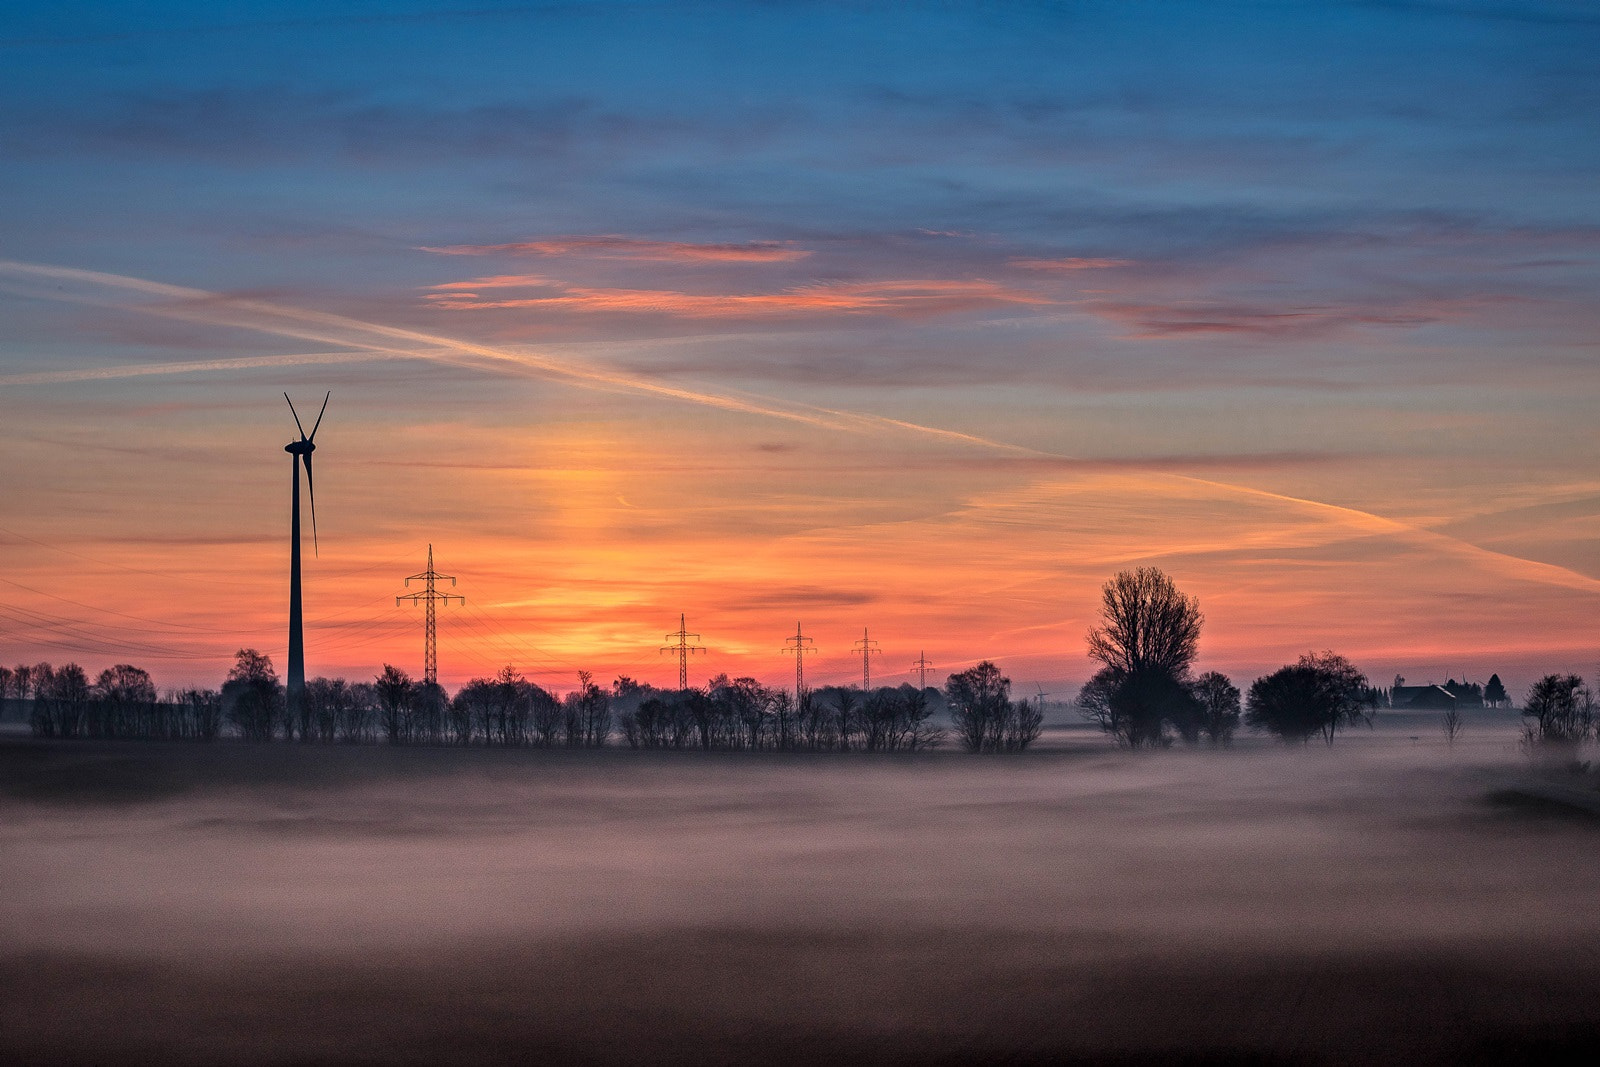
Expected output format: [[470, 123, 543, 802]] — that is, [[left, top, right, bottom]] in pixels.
[[422, 277, 1053, 318], [420, 237, 812, 263], [1011, 257, 1133, 271], [1078, 294, 1525, 339]]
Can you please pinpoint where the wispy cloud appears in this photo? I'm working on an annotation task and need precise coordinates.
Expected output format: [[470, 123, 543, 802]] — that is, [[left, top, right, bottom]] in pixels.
[[420, 236, 812, 263], [423, 277, 1052, 318], [1079, 294, 1524, 339], [1010, 256, 1132, 271]]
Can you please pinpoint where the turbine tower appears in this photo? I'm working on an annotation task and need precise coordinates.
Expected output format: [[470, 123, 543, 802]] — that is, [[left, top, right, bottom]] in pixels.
[[851, 627, 880, 690], [660, 613, 705, 690], [283, 391, 328, 718], [782, 622, 815, 697], [398, 544, 464, 686]]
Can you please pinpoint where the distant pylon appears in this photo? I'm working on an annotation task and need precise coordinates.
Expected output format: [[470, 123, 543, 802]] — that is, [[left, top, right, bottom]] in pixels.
[[782, 622, 816, 696], [660, 613, 705, 690], [397, 544, 464, 686], [851, 627, 881, 690], [910, 651, 933, 689]]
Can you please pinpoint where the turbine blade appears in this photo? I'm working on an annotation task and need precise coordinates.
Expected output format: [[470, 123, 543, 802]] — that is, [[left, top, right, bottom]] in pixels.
[[309, 391, 330, 441], [285, 392, 307, 439], [303, 452, 319, 557]]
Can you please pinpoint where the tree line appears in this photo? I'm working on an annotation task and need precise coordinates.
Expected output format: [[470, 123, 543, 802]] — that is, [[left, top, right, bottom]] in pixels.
[[4, 653, 1041, 753], [1070, 566, 1567, 750], [7, 567, 1574, 753]]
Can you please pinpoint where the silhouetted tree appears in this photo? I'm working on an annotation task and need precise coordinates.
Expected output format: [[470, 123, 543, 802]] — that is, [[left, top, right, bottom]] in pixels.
[[1521, 674, 1591, 750], [413, 679, 448, 743], [90, 664, 157, 738], [564, 671, 612, 747], [1485, 673, 1508, 709], [1246, 651, 1373, 745], [1078, 666, 1197, 748], [945, 662, 1038, 752], [1442, 707, 1463, 746], [223, 649, 281, 742], [528, 682, 563, 746], [32, 663, 90, 738], [1190, 671, 1241, 746], [172, 687, 223, 741], [947, 662, 1009, 752], [375, 664, 414, 744], [1081, 568, 1204, 747]]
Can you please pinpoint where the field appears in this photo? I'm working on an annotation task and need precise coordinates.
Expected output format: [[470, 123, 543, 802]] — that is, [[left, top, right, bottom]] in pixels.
[[4, 717, 1600, 1065]]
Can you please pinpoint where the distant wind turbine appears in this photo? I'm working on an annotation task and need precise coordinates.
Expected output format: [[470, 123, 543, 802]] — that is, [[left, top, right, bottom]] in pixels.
[[284, 391, 328, 718]]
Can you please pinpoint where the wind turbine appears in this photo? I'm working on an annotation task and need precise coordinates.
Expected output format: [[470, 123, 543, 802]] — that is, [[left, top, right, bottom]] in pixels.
[[284, 391, 328, 717]]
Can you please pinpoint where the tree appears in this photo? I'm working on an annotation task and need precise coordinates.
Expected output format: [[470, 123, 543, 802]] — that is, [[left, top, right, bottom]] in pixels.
[[1191, 671, 1241, 746], [92, 664, 157, 738], [1246, 651, 1373, 745], [944, 662, 1039, 752], [1081, 568, 1204, 747], [32, 663, 90, 738], [1484, 673, 1508, 709], [223, 648, 281, 742], [1442, 707, 1463, 746], [946, 661, 1011, 752], [374, 664, 414, 744], [1521, 674, 1590, 750]]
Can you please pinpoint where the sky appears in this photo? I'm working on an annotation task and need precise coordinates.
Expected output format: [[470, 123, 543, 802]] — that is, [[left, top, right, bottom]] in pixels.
[[1, 0, 1598, 698]]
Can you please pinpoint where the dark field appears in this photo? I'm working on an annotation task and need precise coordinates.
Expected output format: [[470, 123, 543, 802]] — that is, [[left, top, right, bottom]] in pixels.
[[4, 731, 1600, 1065]]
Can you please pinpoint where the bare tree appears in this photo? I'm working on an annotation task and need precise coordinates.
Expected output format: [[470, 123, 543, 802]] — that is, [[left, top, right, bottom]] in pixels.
[[1442, 707, 1464, 746], [1522, 674, 1590, 751], [375, 664, 414, 744], [1082, 568, 1204, 747], [946, 662, 1012, 752]]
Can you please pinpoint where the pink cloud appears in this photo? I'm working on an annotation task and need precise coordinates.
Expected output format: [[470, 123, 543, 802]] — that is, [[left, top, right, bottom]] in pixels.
[[1010, 256, 1133, 271], [1080, 294, 1523, 339], [419, 236, 812, 263], [423, 277, 1052, 318]]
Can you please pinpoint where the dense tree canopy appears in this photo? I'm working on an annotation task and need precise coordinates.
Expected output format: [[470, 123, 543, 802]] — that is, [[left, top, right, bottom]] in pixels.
[[1245, 651, 1372, 745]]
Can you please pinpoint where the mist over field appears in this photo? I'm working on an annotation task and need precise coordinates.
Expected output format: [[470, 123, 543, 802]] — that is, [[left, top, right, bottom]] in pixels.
[[6, 719, 1600, 1065]]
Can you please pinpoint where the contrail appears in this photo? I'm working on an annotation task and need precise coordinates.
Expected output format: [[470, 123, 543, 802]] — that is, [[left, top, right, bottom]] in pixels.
[[5, 258, 1599, 598], [0, 349, 405, 386]]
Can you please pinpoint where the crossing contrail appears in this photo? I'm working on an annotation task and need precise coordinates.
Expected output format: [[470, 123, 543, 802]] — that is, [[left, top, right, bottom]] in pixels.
[[5, 257, 1599, 598]]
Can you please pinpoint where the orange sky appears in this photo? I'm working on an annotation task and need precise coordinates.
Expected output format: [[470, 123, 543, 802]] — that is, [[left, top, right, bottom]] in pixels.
[[3, 257, 1599, 699]]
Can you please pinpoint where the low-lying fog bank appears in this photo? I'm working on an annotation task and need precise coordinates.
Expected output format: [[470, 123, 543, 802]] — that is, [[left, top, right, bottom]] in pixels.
[[2, 736, 1597, 1064]]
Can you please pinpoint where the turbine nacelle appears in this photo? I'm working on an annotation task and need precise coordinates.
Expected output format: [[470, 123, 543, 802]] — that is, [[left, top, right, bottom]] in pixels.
[[285, 391, 329, 555]]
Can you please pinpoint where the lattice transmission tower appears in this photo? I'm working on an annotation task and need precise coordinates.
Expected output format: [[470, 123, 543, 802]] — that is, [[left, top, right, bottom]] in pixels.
[[660, 613, 705, 690], [851, 627, 880, 690], [910, 651, 934, 689], [782, 622, 816, 697], [397, 544, 464, 686]]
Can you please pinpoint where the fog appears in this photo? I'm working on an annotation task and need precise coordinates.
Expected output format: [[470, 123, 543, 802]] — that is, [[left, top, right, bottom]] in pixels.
[[4, 726, 1600, 1063]]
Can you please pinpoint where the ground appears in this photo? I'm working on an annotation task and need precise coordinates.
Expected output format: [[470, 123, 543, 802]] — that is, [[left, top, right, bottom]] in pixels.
[[3, 722, 1599, 1065]]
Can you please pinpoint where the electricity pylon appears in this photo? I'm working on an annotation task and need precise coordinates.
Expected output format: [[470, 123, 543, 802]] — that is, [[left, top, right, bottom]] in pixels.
[[660, 613, 705, 690], [782, 622, 815, 697], [910, 651, 934, 689], [851, 627, 880, 690], [397, 544, 463, 686]]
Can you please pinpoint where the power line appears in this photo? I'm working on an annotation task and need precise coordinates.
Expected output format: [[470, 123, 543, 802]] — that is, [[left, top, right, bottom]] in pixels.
[[660, 613, 705, 689], [396, 543, 463, 686], [910, 650, 934, 689], [851, 626, 880, 690], [782, 621, 816, 697]]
